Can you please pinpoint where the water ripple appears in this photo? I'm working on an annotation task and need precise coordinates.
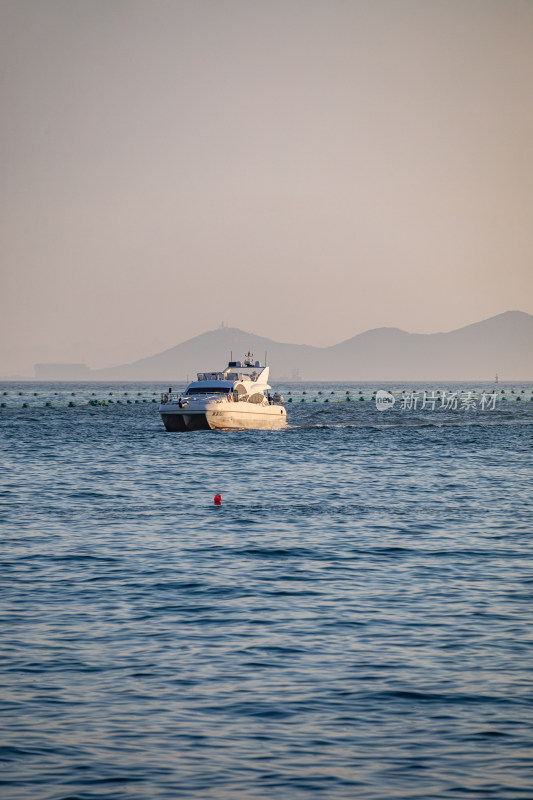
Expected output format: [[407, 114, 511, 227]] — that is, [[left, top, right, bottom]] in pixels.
[[0, 381, 532, 799]]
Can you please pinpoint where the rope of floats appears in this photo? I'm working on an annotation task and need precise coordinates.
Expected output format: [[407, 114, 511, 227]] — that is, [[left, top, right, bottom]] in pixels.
[[1, 388, 532, 408]]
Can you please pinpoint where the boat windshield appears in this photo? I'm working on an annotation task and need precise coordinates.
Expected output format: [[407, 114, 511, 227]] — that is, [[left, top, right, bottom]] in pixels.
[[186, 387, 230, 395]]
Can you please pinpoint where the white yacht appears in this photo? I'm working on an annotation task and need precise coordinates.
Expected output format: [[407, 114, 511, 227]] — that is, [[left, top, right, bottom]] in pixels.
[[160, 352, 287, 431]]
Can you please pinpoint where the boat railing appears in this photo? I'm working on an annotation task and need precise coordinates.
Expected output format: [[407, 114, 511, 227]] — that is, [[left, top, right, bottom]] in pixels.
[[160, 392, 230, 405], [185, 392, 229, 402], [160, 392, 181, 404], [160, 391, 283, 405]]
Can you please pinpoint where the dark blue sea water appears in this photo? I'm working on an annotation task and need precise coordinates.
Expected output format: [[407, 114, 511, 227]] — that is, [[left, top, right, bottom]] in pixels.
[[1, 381, 532, 799]]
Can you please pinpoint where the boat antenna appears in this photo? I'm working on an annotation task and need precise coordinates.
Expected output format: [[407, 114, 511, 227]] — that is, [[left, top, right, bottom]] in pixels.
[[230, 350, 233, 361], [265, 350, 267, 366]]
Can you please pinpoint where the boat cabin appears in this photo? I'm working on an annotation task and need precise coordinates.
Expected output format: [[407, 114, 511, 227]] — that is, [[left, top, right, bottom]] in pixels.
[[196, 352, 266, 384]]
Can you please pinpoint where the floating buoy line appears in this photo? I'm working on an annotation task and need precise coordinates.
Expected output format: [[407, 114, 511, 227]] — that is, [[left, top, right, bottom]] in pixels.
[[0, 387, 532, 409]]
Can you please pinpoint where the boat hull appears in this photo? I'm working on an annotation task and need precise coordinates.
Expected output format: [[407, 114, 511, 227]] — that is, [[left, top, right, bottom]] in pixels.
[[160, 412, 208, 432], [160, 403, 286, 432]]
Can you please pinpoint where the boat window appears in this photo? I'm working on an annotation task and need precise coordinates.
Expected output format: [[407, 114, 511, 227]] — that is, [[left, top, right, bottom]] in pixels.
[[196, 372, 223, 381]]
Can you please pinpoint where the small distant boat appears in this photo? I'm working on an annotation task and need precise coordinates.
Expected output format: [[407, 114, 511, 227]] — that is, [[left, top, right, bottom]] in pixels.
[[160, 352, 287, 431]]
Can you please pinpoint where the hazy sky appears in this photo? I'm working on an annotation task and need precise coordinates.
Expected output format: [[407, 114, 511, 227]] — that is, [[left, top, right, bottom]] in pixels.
[[1, 0, 532, 374]]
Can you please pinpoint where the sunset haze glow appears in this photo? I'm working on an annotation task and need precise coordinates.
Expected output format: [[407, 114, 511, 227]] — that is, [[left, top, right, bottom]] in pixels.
[[1, 0, 532, 375]]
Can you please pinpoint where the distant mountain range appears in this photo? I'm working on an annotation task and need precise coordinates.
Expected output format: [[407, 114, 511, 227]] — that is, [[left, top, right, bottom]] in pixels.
[[34, 311, 533, 381]]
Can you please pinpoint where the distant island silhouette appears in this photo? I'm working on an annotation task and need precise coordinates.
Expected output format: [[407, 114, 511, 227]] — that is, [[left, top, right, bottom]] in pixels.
[[33, 311, 533, 381]]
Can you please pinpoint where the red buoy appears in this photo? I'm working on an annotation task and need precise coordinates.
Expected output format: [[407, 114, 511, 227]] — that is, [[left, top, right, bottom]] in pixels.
[[214, 494, 222, 505]]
